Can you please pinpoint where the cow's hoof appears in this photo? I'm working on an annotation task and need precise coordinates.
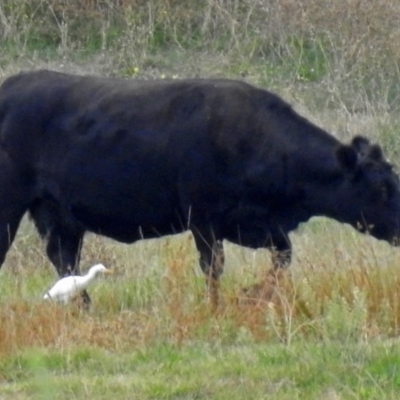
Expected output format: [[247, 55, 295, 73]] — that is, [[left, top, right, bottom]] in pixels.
[[237, 269, 290, 306], [237, 282, 276, 306]]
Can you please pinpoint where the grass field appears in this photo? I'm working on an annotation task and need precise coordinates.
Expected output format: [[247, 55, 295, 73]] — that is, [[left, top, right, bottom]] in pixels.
[[1, 220, 399, 399], [1, 1, 400, 398]]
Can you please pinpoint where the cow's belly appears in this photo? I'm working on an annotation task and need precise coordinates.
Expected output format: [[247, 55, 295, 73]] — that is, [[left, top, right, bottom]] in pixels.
[[69, 180, 184, 242], [71, 201, 185, 243], [38, 161, 185, 243]]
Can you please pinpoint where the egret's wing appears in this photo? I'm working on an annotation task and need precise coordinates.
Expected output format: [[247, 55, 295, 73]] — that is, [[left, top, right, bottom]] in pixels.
[[45, 276, 80, 301]]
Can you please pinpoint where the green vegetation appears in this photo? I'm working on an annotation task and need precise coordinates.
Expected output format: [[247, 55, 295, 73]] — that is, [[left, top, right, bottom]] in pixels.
[[1, 341, 400, 399], [1, 1, 400, 398]]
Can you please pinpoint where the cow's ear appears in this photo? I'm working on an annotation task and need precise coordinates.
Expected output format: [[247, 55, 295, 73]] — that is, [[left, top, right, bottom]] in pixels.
[[352, 136, 370, 153], [336, 144, 358, 172]]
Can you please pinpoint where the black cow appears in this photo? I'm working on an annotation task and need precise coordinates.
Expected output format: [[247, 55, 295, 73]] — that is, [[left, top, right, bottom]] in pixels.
[[0, 70, 399, 306]]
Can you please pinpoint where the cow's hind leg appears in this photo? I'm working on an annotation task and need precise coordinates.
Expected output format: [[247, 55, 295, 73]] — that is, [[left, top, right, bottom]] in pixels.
[[0, 151, 32, 268], [0, 207, 28, 268], [192, 230, 225, 311]]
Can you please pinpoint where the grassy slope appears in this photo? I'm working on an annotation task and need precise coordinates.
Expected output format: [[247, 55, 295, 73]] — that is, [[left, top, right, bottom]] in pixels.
[[2, 1, 400, 398]]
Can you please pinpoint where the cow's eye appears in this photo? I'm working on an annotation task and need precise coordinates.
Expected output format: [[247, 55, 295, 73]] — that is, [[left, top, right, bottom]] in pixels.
[[383, 181, 397, 200]]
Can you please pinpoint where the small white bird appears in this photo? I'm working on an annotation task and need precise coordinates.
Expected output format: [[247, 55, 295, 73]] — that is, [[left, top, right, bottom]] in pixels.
[[43, 263, 113, 304]]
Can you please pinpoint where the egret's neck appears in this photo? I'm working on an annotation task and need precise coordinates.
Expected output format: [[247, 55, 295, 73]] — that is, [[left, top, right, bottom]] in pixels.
[[80, 270, 99, 288]]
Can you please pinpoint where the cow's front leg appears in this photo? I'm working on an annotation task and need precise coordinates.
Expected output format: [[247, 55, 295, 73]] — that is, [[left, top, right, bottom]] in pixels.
[[45, 226, 90, 307], [192, 231, 225, 311], [271, 246, 292, 270]]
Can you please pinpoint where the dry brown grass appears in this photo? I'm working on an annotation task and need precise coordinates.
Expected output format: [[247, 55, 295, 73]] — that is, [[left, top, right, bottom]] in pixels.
[[1, 219, 400, 358]]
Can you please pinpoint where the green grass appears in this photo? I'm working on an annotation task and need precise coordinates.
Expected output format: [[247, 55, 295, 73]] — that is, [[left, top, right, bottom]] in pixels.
[[1, 340, 400, 399]]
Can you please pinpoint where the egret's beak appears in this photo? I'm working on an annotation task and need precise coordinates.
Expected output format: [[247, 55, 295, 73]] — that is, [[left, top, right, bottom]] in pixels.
[[104, 269, 114, 275]]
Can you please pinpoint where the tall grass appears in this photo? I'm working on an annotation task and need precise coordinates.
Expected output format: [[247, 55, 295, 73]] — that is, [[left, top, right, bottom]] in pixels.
[[0, 219, 399, 359], [1, 1, 400, 104]]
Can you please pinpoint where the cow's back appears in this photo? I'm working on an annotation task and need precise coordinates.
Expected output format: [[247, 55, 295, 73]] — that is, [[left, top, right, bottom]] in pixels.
[[0, 70, 338, 245]]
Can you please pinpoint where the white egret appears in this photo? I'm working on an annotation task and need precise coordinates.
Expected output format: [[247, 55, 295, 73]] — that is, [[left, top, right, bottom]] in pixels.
[[43, 263, 112, 304]]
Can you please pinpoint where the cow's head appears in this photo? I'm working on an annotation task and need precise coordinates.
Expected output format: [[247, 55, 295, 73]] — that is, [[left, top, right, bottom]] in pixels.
[[336, 136, 400, 245]]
